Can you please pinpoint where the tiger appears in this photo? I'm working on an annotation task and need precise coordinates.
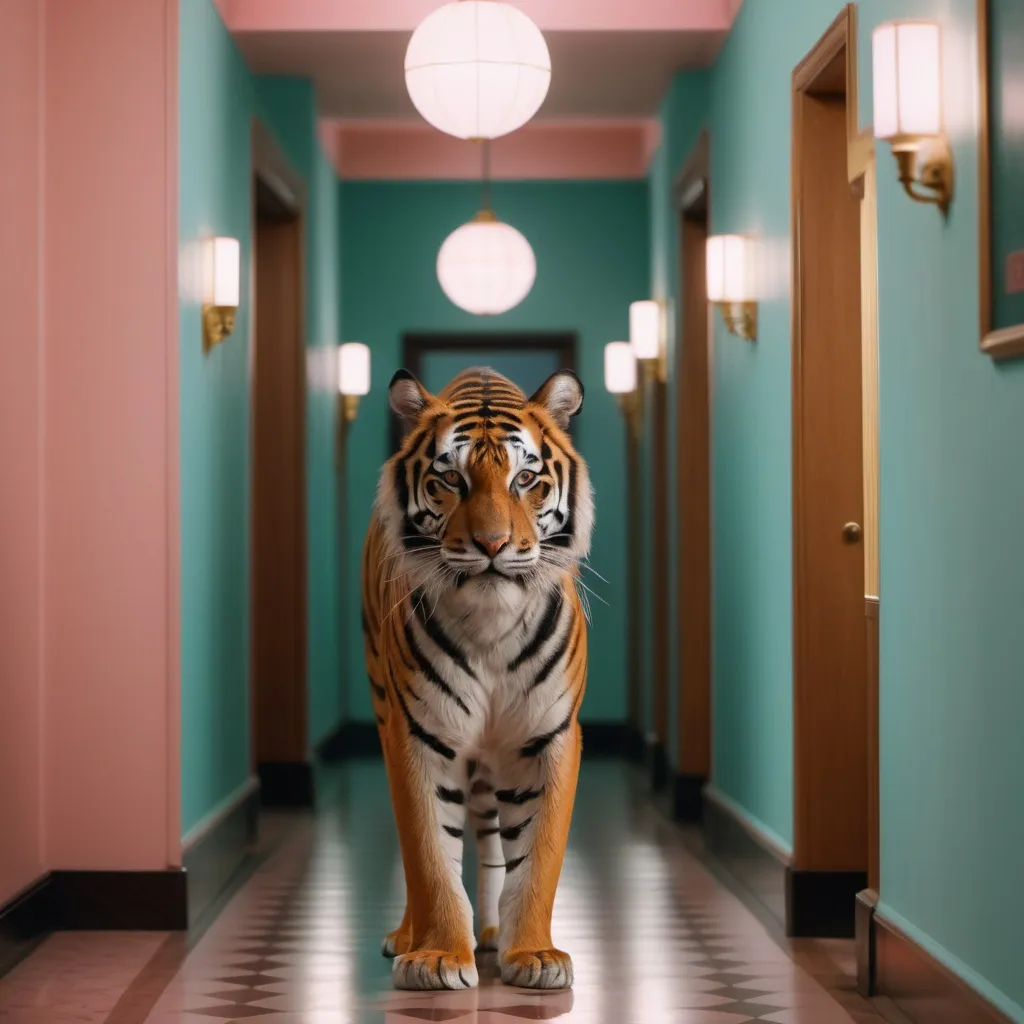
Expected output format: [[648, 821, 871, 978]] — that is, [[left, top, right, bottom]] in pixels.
[[361, 365, 593, 992]]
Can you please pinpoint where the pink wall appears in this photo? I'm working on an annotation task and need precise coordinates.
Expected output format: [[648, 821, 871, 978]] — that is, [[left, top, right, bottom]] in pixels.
[[0, 0, 45, 905], [0, 0, 181, 903], [43, 0, 180, 872]]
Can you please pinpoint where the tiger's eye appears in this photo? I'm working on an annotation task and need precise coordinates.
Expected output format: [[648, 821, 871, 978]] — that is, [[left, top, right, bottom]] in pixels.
[[516, 470, 537, 488], [443, 470, 461, 486]]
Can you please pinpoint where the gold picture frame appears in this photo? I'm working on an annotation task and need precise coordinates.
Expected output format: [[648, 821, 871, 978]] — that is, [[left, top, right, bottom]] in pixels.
[[978, 0, 1024, 359]]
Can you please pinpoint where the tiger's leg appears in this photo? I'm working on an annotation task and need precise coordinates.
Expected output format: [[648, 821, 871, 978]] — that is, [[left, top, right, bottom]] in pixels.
[[495, 720, 582, 989], [466, 759, 502, 951], [379, 725, 414, 958], [385, 716, 477, 990]]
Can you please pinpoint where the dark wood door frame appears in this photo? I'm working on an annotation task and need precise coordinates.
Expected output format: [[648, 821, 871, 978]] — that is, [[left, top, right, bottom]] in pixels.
[[790, 6, 869, 936], [671, 133, 712, 820], [392, 332, 577, 451], [250, 119, 312, 806]]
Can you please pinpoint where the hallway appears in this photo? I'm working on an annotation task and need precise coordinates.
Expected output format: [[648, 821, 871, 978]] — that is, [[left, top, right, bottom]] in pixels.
[[0, 763, 886, 1024]]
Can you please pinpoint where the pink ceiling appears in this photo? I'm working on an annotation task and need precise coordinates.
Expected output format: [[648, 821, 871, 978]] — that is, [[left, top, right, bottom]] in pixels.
[[220, 0, 736, 33], [218, 0, 741, 179], [322, 120, 661, 181]]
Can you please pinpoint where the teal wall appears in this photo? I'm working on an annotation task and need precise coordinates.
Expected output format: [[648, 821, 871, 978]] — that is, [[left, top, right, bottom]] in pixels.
[[648, 0, 1024, 1016], [340, 180, 649, 724], [178, 0, 342, 836]]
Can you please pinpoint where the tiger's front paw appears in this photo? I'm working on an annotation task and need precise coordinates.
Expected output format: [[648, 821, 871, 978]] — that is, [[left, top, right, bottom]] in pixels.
[[381, 924, 413, 958], [501, 948, 573, 989], [476, 925, 500, 952], [393, 950, 478, 990]]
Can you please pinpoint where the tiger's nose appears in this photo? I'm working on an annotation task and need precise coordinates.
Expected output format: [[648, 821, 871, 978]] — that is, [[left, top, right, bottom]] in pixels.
[[472, 532, 511, 559]]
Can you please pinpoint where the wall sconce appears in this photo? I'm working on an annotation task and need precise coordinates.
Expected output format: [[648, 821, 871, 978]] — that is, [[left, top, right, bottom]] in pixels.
[[706, 234, 757, 341], [202, 236, 240, 351], [629, 300, 667, 383], [872, 20, 953, 215], [338, 342, 371, 423], [604, 341, 641, 439]]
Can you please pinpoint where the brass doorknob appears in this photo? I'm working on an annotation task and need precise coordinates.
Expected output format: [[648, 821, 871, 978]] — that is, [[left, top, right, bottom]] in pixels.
[[842, 522, 862, 543]]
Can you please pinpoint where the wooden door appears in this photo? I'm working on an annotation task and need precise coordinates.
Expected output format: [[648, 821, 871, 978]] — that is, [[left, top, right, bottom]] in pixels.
[[677, 208, 712, 797], [252, 176, 308, 771], [791, 18, 869, 928]]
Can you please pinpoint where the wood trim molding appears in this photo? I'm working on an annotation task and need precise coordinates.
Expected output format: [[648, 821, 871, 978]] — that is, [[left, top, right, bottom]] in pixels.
[[252, 118, 307, 212], [873, 909, 1018, 1024], [792, 5, 874, 183], [977, 0, 1024, 360]]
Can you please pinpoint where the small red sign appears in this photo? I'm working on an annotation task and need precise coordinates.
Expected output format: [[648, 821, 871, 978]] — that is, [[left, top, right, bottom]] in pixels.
[[1006, 250, 1024, 295]]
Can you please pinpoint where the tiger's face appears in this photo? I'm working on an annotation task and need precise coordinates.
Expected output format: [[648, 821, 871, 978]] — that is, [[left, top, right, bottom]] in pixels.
[[378, 366, 593, 599]]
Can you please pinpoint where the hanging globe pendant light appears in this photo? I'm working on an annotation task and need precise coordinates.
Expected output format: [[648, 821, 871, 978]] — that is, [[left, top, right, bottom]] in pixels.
[[405, 1, 551, 141], [436, 140, 536, 316], [437, 210, 537, 315]]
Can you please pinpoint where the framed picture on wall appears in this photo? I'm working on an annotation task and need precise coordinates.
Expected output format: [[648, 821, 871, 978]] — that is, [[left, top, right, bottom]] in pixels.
[[979, 0, 1024, 359]]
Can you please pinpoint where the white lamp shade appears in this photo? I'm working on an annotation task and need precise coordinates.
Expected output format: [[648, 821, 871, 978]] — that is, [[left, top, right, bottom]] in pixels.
[[604, 342, 637, 395], [405, 1, 551, 140], [706, 235, 752, 303], [629, 300, 662, 360], [872, 21, 942, 140], [437, 216, 536, 315], [338, 343, 371, 396], [203, 236, 240, 307]]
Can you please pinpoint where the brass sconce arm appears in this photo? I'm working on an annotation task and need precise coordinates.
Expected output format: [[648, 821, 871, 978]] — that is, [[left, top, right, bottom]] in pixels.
[[718, 301, 757, 342], [202, 304, 237, 351], [891, 139, 954, 216], [615, 389, 643, 441]]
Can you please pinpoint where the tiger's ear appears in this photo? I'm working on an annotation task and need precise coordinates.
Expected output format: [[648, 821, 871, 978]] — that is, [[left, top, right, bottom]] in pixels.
[[529, 370, 584, 430], [388, 369, 432, 425]]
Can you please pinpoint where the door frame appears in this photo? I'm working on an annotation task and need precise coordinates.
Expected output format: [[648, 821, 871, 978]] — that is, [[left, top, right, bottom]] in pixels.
[[250, 119, 311, 801], [790, 3, 880, 939], [670, 132, 713, 820], [392, 331, 577, 451]]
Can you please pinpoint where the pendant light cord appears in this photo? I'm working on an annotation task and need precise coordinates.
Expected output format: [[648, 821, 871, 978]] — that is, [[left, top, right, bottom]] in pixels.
[[481, 139, 492, 214]]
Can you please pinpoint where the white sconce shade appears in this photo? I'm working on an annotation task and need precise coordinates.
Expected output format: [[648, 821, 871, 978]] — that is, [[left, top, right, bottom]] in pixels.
[[405, 1, 551, 141], [437, 214, 536, 315], [872, 21, 942, 140], [629, 300, 662, 361], [604, 342, 637, 395], [338, 343, 371, 397], [203, 236, 240, 307], [706, 235, 753, 303]]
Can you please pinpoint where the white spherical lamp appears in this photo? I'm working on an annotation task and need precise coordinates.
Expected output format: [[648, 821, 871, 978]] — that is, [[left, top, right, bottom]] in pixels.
[[437, 211, 536, 316], [405, 1, 551, 141]]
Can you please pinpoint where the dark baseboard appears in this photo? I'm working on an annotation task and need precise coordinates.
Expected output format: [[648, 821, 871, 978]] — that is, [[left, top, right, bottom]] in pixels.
[[580, 722, 629, 758], [785, 868, 866, 938], [0, 876, 53, 978], [1, 869, 188, 945], [855, 888, 878, 996], [702, 789, 789, 931], [672, 773, 705, 822], [315, 720, 634, 761], [258, 761, 315, 808], [48, 870, 188, 931], [874, 909, 1015, 1024], [645, 738, 670, 792], [625, 724, 645, 763], [183, 778, 260, 927]]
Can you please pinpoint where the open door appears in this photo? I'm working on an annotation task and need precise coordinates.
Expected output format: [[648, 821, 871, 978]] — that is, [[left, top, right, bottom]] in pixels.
[[250, 122, 310, 807], [790, 5, 879, 940], [672, 134, 713, 821]]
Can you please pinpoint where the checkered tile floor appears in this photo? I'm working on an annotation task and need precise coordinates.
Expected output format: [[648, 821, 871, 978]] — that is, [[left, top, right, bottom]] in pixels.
[[0, 763, 886, 1024]]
